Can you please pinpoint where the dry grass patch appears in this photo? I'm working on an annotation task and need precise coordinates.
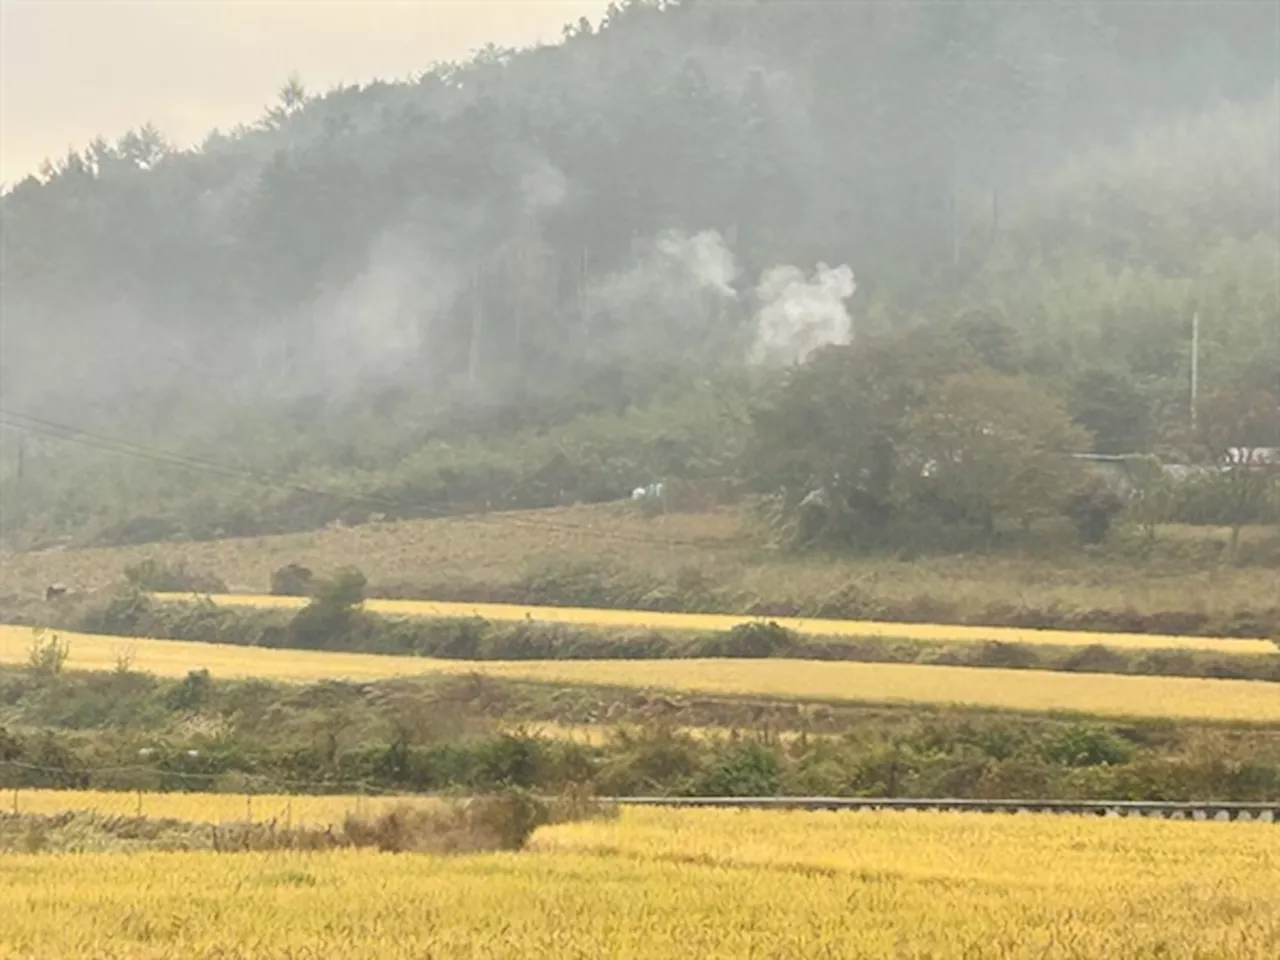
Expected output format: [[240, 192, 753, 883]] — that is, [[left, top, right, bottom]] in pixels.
[[1, 789, 609, 856], [7, 789, 435, 828], [4, 506, 1276, 635], [0, 504, 743, 597]]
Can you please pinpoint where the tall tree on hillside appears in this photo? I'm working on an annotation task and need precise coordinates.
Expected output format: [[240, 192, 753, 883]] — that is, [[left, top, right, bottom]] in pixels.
[[900, 371, 1090, 537], [264, 73, 311, 129], [1194, 385, 1280, 558], [747, 330, 980, 547], [1068, 368, 1153, 455]]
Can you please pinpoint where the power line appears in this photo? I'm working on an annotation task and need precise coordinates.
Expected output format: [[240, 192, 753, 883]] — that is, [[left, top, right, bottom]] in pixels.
[[0, 410, 225, 482], [4, 762, 1277, 823], [0, 409, 420, 510], [0, 407, 712, 549]]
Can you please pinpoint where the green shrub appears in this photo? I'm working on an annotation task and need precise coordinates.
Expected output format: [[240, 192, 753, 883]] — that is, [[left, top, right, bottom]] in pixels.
[[164, 669, 213, 711], [474, 733, 543, 788], [26, 629, 69, 679], [314, 567, 367, 608], [1065, 478, 1127, 544], [691, 741, 781, 796], [284, 567, 369, 650], [694, 621, 793, 658], [596, 726, 703, 795], [80, 587, 153, 635], [1060, 644, 1130, 674], [1038, 724, 1133, 767], [270, 564, 315, 596]]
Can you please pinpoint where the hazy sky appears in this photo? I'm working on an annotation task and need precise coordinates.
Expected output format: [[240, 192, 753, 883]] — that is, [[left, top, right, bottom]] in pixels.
[[0, 0, 608, 182]]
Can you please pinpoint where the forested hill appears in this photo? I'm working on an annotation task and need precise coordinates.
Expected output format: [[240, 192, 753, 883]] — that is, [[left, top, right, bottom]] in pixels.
[[1, 0, 1277, 547]]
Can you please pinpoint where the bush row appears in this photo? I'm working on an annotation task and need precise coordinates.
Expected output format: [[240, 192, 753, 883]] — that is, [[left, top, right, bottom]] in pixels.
[[4, 713, 1280, 804], [76, 588, 1280, 683], [7, 662, 1280, 803]]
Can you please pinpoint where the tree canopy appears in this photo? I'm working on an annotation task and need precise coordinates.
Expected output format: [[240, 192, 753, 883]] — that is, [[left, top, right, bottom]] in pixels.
[[1, 0, 1276, 549]]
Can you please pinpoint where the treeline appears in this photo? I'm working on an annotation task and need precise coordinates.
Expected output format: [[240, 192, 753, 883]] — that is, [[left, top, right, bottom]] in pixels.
[[4, 662, 1280, 802], [0, 0, 1276, 550], [750, 327, 1279, 555], [5, 0, 1275, 385]]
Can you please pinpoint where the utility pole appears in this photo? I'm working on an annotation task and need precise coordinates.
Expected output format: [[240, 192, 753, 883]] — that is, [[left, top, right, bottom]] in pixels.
[[577, 245, 591, 349], [468, 262, 484, 386], [512, 241, 525, 367], [1190, 310, 1200, 430]]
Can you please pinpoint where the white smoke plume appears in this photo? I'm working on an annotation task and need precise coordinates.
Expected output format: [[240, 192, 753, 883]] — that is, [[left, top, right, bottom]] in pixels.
[[582, 228, 739, 355], [287, 155, 563, 397], [313, 235, 452, 385], [653, 228, 739, 298], [590, 229, 738, 309], [749, 262, 856, 366], [519, 155, 568, 215], [238, 226, 459, 402]]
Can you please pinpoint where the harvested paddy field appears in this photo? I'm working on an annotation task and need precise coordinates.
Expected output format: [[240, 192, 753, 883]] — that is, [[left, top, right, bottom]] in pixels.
[[5, 504, 1275, 639]]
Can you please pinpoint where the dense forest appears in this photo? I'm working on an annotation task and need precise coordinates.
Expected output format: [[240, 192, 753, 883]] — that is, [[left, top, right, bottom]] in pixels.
[[1, 0, 1277, 550]]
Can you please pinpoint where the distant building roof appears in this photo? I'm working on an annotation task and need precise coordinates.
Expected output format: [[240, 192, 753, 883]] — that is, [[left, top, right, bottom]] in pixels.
[[1225, 447, 1280, 465]]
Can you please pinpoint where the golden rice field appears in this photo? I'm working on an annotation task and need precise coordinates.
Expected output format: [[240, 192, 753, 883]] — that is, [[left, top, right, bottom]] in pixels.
[[3, 624, 1280, 722], [7, 789, 434, 828], [2, 807, 1277, 959], [160, 590, 1279, 654]]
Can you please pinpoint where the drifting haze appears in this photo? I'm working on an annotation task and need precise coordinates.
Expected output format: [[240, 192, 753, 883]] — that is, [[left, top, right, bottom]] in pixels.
[[1, 3, 1275, 463]]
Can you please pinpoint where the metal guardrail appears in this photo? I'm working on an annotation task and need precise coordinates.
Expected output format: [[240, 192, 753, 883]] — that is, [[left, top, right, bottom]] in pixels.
[[5, 753, 1275, 823], [606, 796, 1280, 821]]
